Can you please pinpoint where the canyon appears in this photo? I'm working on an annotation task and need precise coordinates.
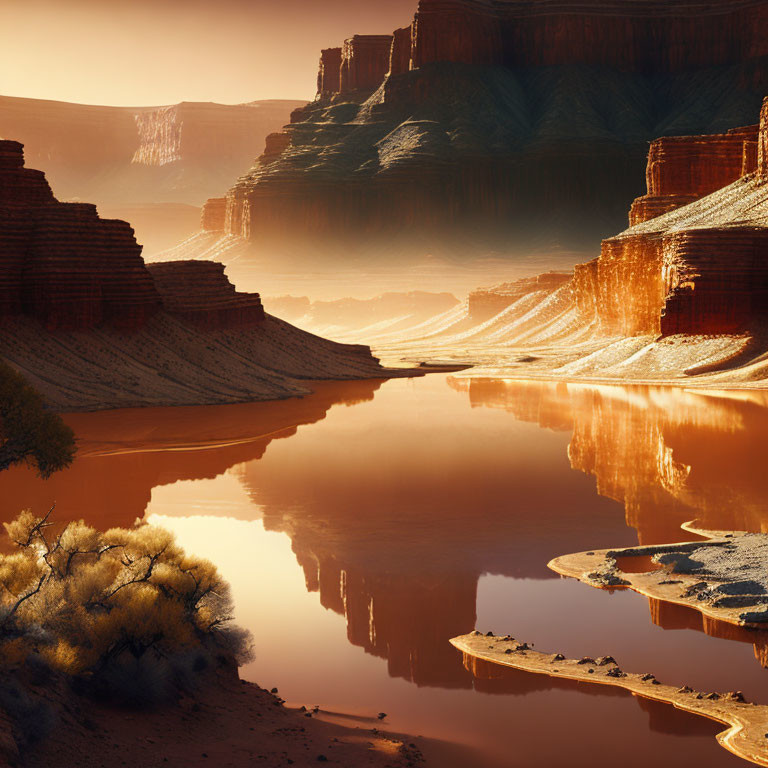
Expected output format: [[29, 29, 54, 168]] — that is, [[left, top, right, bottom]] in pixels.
[[265, 291, 460, 339], [301, 93, 768, 386], [0, 140, 411, 411], [194, 0, 768, 264], [0, 96, 303, 255]]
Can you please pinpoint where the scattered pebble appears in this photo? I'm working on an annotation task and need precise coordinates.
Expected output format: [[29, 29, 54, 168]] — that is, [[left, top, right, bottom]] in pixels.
[[606, 668, 626, 678]]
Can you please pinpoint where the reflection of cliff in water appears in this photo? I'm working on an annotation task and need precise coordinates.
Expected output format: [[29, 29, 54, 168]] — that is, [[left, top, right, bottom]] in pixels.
[[459, 377, 768, 665], [0, 380, 382, 530], [236, 384, 631, 689], [8, 373, 768, 695], [457, 378, 768, 541]]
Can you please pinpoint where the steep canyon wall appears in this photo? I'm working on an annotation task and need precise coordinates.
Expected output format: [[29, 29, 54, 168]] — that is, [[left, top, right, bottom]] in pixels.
[[0, 140, 161, 331], [205, 0, 768, 258], [0, 141, 400, 410], [0, 140, 267, 333], [573, 97, 768, 338]]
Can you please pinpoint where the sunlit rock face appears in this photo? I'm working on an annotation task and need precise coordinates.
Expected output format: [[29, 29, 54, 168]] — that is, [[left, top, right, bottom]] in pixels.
[[468, 273, 572, 323], [629, 126, 760, 226], [574, 237, 666, 336], [211, 0, 768, 258], [571, 95, 768, 337]]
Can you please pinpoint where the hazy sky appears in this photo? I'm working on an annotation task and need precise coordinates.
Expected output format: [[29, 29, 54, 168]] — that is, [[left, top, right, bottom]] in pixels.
[[0, 0, 417, 106]]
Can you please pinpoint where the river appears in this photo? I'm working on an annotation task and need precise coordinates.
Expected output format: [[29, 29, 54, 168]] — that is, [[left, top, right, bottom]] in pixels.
[[3, 375, 767, 766]]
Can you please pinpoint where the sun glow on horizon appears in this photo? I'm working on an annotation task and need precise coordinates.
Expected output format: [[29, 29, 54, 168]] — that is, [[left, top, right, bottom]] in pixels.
[[0, 0, 417, 107]]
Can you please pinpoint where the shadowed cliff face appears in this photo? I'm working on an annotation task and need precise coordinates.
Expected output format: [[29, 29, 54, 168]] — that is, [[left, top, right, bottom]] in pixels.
[[202, 0, 768, 263], [346, 96, 768, 361], [0, 141, 399, 410]]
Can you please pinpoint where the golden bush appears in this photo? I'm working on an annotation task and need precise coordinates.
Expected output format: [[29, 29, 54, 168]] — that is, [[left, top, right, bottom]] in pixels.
[[0, 510, 251, 679]]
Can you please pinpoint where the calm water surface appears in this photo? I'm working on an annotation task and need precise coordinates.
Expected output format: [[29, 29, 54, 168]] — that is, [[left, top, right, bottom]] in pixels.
[[4, 375, 768, 767]]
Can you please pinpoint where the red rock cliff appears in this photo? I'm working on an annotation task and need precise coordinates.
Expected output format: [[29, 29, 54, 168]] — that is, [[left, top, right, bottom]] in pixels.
[[201, 197, 227, 232], [411, 0, 504, 69], [147, 261, 265, 330], [0, 140, 160, 331], [661, 228, 768, 335], [415, 0, 768, 74], [230, 0, 768, 259], [340, 35, 394, 94], [390, 27, 414, 76], [629, 125, 759, 226], [315, 0, 768, 100], [317, 48, 342, 96], [575, 95, 768, 338], [0, 141, 269, 334]]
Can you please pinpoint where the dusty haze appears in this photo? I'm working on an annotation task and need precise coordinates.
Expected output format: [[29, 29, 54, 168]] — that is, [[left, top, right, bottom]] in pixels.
[[0, 0, 416, 106]]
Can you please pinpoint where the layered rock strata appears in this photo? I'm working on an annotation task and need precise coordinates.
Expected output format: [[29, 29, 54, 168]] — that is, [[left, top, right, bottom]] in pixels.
[[389, 27, 413, 76], [572, 96, 768, 338], [207, 0, 768, 258], [0, 140, 161, 331], [147, 261, 265, 330], [413, 0, 768, 73], [468, 273, 571, 323], [0, 141, 406, 410], [317, 48, 342, 96], [201, 197, 227, 232], [629, 126, 760, 226]]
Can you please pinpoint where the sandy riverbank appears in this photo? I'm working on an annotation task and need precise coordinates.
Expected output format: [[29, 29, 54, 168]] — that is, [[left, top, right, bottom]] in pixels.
[[10, 656, 436, 768]]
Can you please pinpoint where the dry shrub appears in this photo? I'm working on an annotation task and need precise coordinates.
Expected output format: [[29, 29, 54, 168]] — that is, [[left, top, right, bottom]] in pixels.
[[0, 362, 75, 478], [0, 510, 253, 704]]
